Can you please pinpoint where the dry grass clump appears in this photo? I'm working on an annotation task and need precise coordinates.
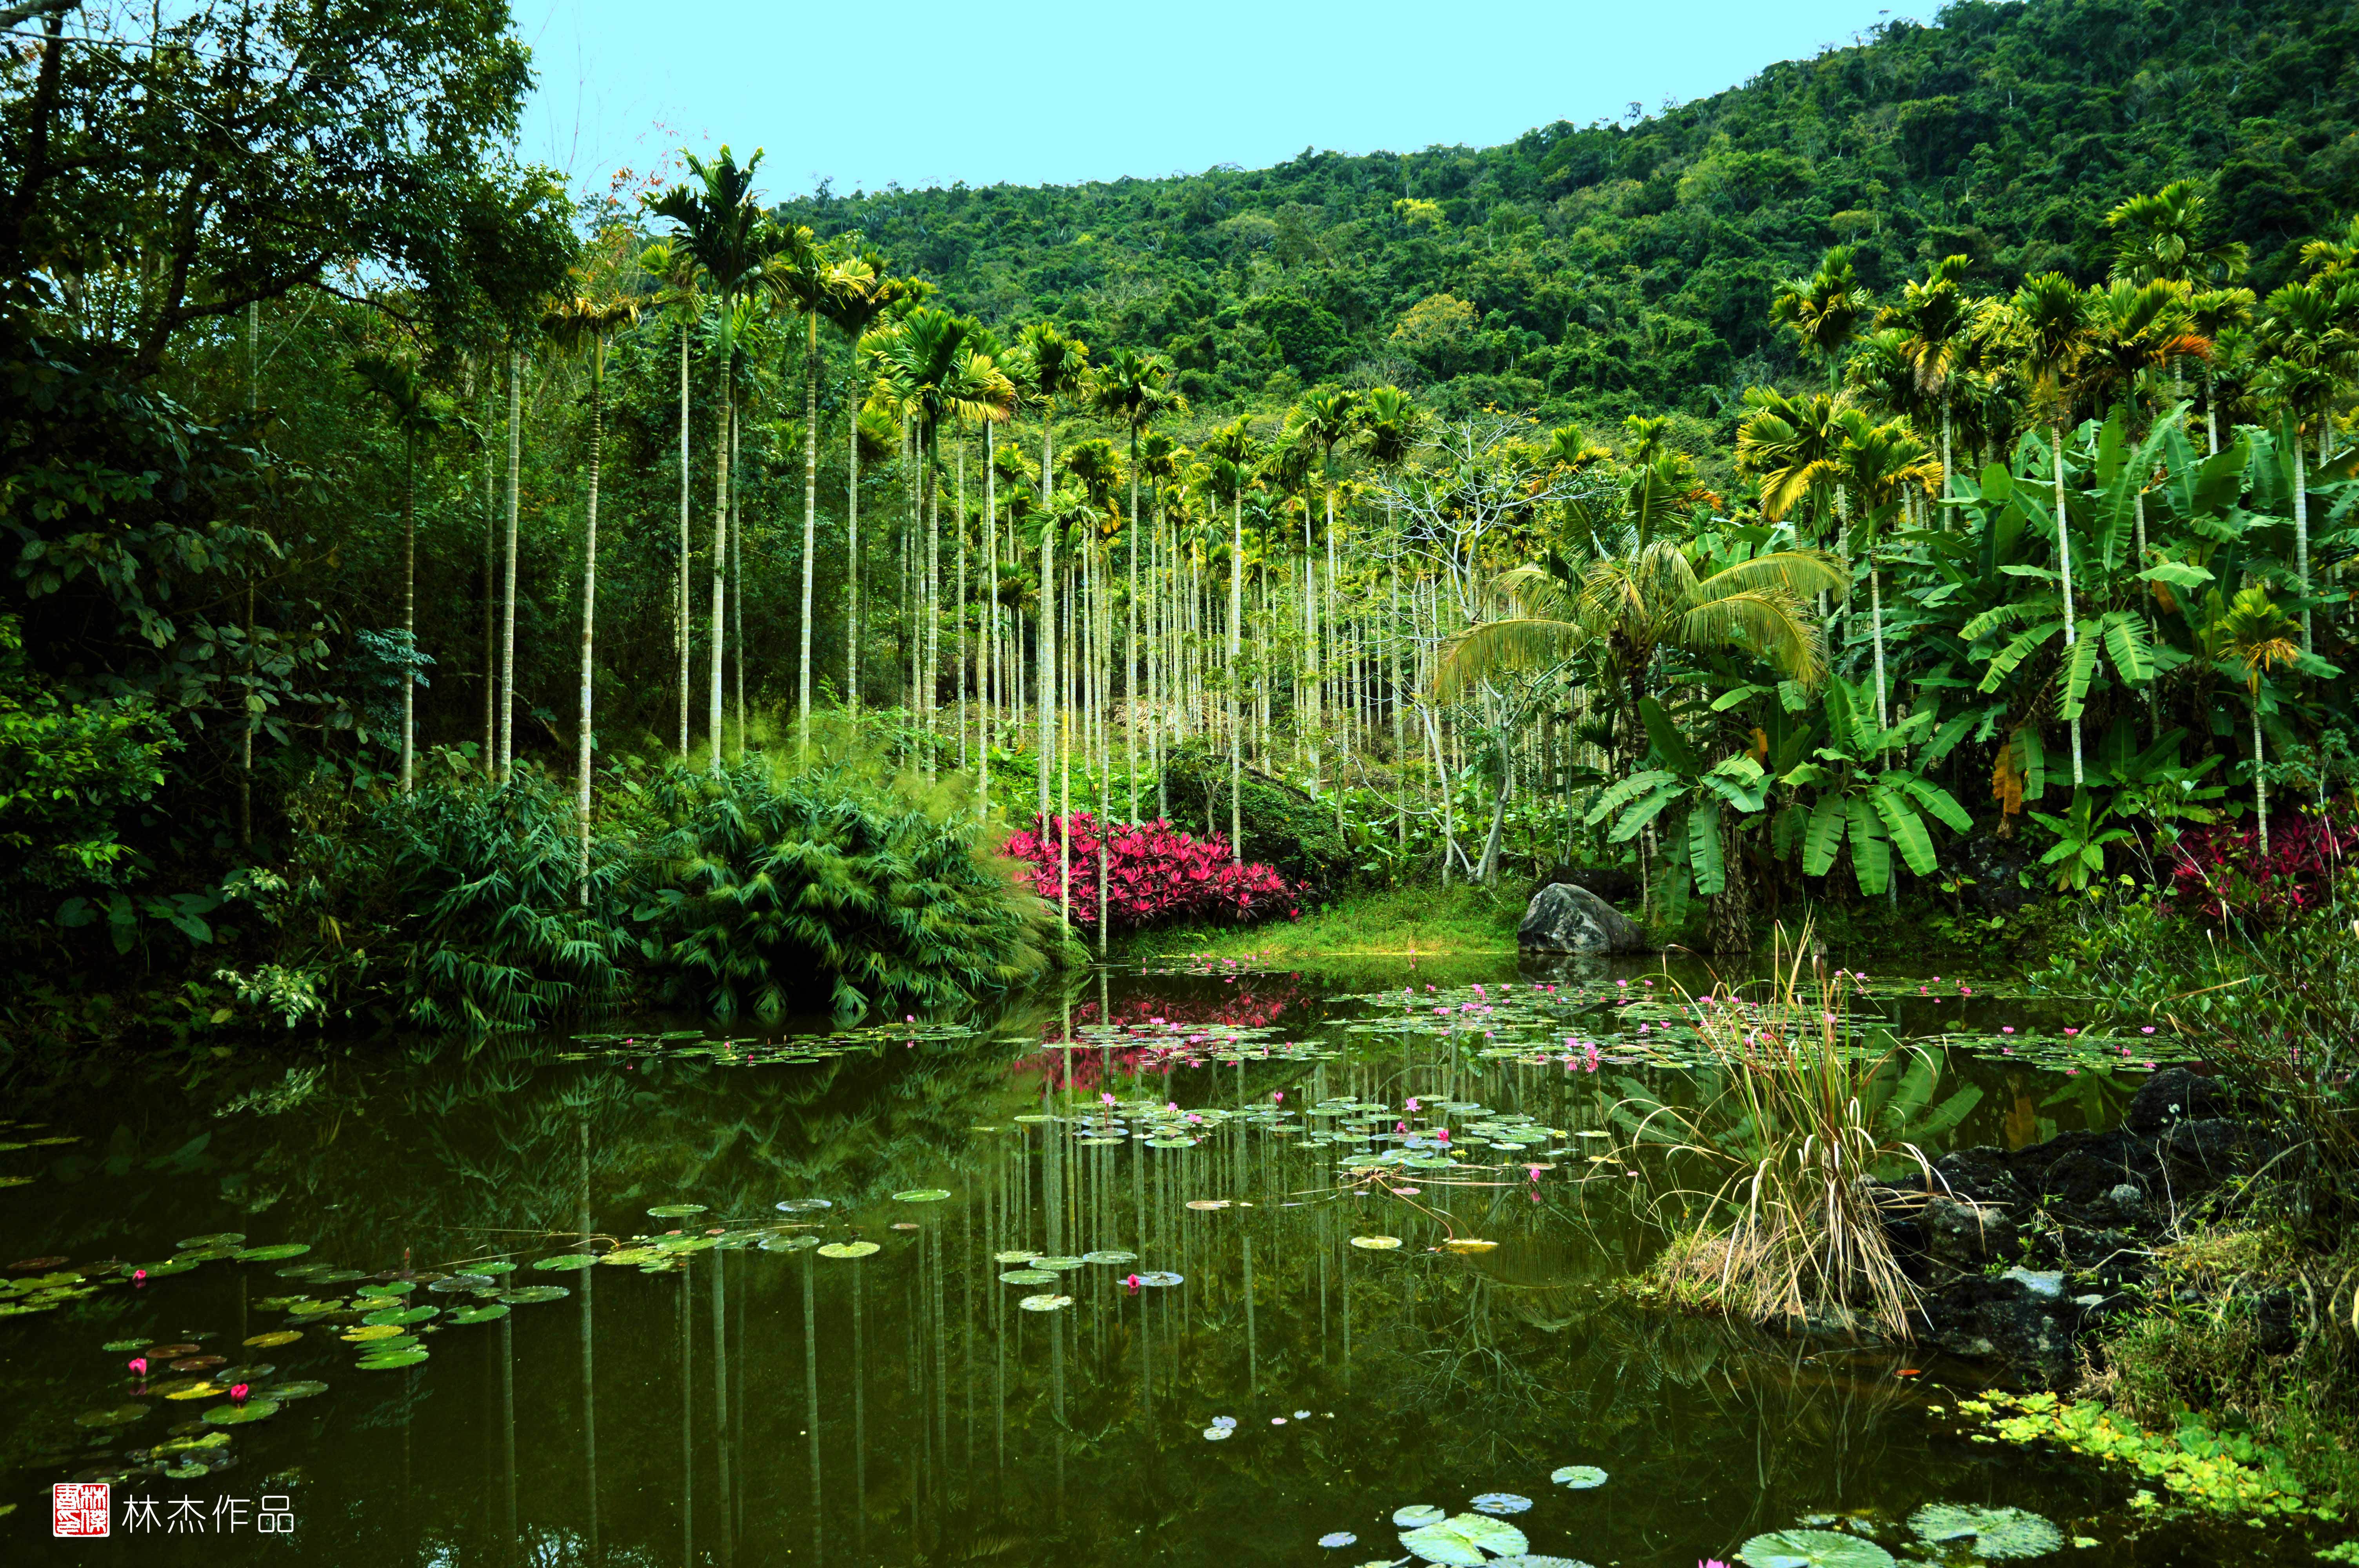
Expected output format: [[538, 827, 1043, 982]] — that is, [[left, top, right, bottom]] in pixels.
[[1625, 924, 1956, 1339]]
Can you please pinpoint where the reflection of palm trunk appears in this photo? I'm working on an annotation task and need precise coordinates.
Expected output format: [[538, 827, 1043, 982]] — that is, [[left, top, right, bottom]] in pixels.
[[852, 1254, 867, 1555], [800, 1253, 823, 1567], [710, 1252, 732, 1568], [501, 1313, 519, 1547], [578, 1122, 599, 1566]]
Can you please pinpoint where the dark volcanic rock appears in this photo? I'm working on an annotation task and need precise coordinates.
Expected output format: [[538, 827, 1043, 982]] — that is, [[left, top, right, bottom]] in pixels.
[[1518, 883, 1649, 955]]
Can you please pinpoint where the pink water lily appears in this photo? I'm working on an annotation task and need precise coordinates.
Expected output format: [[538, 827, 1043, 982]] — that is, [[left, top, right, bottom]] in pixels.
[[229, 1383, 251, 1404], [127, 1357, 147, 1377]]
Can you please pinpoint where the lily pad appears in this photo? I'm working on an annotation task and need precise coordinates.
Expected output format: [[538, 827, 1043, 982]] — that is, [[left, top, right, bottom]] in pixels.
[[360, 1306, 437, 1327], [817, 1242, 880, 1259], [444, 1305, 509, 1325], [774, 1198, 832, 1213], [1736, 1529, 1896, 1568], [1350, 1236, 1402, 1250], [1136, 1271, 1184, 1287], [1470, 1494, 1532, 1515], [1030, 1256, 1084, 1271], [1550, 1465, 1607, 1490], [1908, 1505, 2064, 1560], [1081, 1250, 1139, 1265], [74, 1405, 149, 1428], [354, 1281, 416, 1299], [1394, 1506, 1448, 1527], [231, 1243, 311, 1262], [647, 1204, 707, 1218], [760, 1236, 820, 1253], [242, 1331, 303, 1349], [355, 1350, 431, 1370], [1400, 1512, 1528, 1566], [1017, 1294, 1073, 1312], [1000, 1269, 1058, 1285], [163, 1382, 223, 1401], [202, 1398, 280, 1426], [498, 1286, 569, 1305], [533, 1254, 600, 1270], [270, 1380, 329, 1399], [102, 1338, 150, 1353], [1319, 1532, 1358, 1548], [891, 1189, 952, 1203], [992, 1249, 1042, 1264], [342, 1324, 407, 1342], [176, 1233, 246, 1249]]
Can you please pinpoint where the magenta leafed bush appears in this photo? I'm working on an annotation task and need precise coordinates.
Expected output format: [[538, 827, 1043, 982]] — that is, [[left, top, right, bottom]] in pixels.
[[1002, 813, 1298, 932], [2165, 812, 2358, 925]]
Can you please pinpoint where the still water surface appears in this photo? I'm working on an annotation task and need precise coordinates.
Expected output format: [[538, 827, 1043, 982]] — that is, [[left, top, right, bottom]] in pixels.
[[0, 954, 2315, 1565]]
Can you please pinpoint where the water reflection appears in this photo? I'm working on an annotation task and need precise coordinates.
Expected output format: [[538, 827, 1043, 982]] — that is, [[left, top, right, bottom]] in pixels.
[[0, 960, 2294, 1566]]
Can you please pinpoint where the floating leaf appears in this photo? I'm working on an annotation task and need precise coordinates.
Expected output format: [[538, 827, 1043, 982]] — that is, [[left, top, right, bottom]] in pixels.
[[1350, 1236, 1402, 1251], [74, 1405, 148, 1428], [1907, 1505, 2064, 1560], [891, 1189, 952, 1203], [474, 1261, 519, 1275], [817, 1242, 879, 1259], [498, 1286, 569, 1305], [270, 1381, 329, 1399], [202, 1399, 280, 1426], [342, 1324, 406, 1343], [1000, 1269, 1058, 1285], [168, 1355, 225, 1372], [1394, 1506, 1447, 1528], [355, 1281, 416, 1299], [102, 1339, 149, 1353], [1442, 1239, 1498, 1254], [1186, 1200, 1230, 1210], [360, 1306, 437, 1327], [1030, 1256, 1084, 1271], [242, 1331, 303, 1349], [647, 1204, 707, 1218], [774, 1198, 832, 1213], [176, 1233, 246, 1250], [992, 1250, 1041, 1264], [444, 1305, 509, 1325], [1400, 1512, 1528, 1566], [1081, 1250, 1138, 1265], [164, 1383, 224, 1402], [760, 1236, 819, 1253], [1470, 1494, 1531, 1515], [356, 1350, 430, 1371], [1017, 1294, 1073, 1312], [1736, 1529, 1896, 1568], [1550, 1466, 1607, 1490], [231, 1244, 311, 1262], [1319, 1532, 1359, 1548], [533, 1254, 600, 1271], [1136, 1271, 1184, 1288], [1201, 1426, 1232, 1441]]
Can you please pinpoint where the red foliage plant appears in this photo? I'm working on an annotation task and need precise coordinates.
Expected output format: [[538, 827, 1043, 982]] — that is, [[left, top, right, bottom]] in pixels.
[[2165, 811, 2359, 925], [1001, 813, 1298, 933]]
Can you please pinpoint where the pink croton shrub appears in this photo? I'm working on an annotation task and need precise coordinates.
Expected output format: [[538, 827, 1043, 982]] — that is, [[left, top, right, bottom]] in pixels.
[[1003, 813, 1298, 933]]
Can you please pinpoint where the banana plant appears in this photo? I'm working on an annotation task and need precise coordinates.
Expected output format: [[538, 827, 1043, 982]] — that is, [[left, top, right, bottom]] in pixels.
[[2027, 791, 2138, 892], [1585, 697, 1768, 898], [1774, 677, 1972, 896]]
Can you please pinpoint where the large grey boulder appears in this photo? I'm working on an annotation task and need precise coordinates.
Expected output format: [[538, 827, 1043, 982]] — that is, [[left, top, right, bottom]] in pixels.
[[1517, 883, 1648, 954]]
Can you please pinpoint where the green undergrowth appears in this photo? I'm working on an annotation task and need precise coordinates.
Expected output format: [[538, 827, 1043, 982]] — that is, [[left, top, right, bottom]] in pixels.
[[1120, 881, 1526, 967]]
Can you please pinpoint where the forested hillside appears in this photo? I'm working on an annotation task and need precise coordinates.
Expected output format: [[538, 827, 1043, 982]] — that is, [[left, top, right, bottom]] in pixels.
[[783, 0, 2357, 439]]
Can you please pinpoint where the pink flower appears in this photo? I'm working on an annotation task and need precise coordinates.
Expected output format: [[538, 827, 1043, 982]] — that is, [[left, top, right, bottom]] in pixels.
[[1405, 1097, 1420, 1112], [1125, 1274, 1142, 1294], [2141, 1025, 2157, 1034], [127, 1357, 148, 1376], [2002, 1026, 2015, 1034], [229, 1383, 251, 1404], [132, 1269, 147, 1285]]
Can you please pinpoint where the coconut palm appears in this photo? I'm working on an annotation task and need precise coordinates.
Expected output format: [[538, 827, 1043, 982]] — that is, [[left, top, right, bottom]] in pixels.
[[1735, 388, 1850, 573], [348, 351, 451, 796], [1770, 245, 1874, 393], [1087, 349, 1186, 821], [540, 286, 640, 889], [764, 229, 875, 753], [2005, 272, 2097, 786], [647, 145, 776, 772]]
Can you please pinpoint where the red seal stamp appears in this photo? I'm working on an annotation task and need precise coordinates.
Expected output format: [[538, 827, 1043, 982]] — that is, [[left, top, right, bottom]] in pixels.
[[53, 1482, 111, 1536]]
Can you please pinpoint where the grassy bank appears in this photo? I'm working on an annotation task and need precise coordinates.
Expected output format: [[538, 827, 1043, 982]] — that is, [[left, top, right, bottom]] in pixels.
[[1119, 882, 1527, 965]]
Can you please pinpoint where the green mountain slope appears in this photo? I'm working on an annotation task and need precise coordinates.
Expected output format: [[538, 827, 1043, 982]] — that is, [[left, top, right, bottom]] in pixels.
[[777, 0, 2357, 430]]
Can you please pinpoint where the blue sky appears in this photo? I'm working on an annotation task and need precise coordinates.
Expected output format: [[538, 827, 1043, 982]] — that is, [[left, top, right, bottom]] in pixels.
[[517, 0, 1908, 200]]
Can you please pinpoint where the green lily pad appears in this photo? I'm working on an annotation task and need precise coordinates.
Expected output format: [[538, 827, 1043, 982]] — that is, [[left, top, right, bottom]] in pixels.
[[1000, 1270, 1058, 1285], [201, 1398, 280, 1426], [444, 1305, 509, 1325], [355, 1350, 430, 1370], [1737, 1529, 1896, 1568], [269, 1380, 329, 1399], [310, 1269, 367, 1283], [818, 1242, 880, 1259], [231, 1243, 311, 1262], [1017, 1294, 1073, 1312], [1400, 1512, 1528, 1566], [891, 1189, 951, 1203], [176, 1233, 246, 1250], [992, 1250, 1041, 1264], [1030, 1256, 1084, 1271], [360, 1306, 437, 1327], [760, 1236, 820, 1253], [1908, 1505, 2064, 1560], [102, 1339, 149, 1353], [498, 1286, 569, 1305], [74, 1404, 149, 1428], [533, 1254, 600, 1270], [1550, 1465, 1607, 1489], [474, 1261, 519, 1275], [1394, 1505, 1448, 1527], [1351, 1236, 1402, 1250], [1081, 1250, 1138, 1265], [647, 1204, 707, 1218], [354, 1281, 416, 1299]]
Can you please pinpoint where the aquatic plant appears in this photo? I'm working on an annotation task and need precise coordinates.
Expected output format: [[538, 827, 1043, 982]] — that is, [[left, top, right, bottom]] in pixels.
[[1905, 1503, 2061, 1558], [1619, 923, 1974, 1338], [1955, 1389, 2336, 1520]]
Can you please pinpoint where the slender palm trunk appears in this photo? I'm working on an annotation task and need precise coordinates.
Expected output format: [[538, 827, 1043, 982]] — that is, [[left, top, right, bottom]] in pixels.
[[2252, 696, 2269, 861], [731, 407, 745, 750], [799, 312, 820, 755], [678, 324, 692, 761], [401, 431, 416, 794], [577, 342, 603, 897], [1940, 398, 1954, 520], [980, 421, 995, 819], [1038, 421, 1056, 842], [1870, 556, 1888, 738], [1126, 437, 1140, 824], [956, 440, 968, 772], [2292, 432, 2312, 655], [847, 394, 861, 714], [481, 384, 495, 778], [925, 433, 941, 780], [2051, 420, 2083, 787], [709, 349, 731, 773], [500, 348, 521, 780], [1229, 488, 1244, 857]]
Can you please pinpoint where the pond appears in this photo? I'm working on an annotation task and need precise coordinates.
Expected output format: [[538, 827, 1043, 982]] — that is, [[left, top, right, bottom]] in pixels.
[[0, 952, 2302, 1565]]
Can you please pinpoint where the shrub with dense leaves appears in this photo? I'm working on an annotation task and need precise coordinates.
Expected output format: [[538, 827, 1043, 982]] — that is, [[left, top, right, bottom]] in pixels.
[[2165, 813, 2357, 926], [1003, 813, 1297, 932]]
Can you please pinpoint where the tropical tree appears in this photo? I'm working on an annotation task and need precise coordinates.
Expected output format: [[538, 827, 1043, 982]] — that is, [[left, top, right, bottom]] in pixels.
[[1012, 323, 1089, 831], [2253, 279, 2356, 654], [1087, 348, 1185, 820], [2194, 586, 2305, 860], [1834, 417, 1940, 737], [1878, 254, 1986, 500], [2005, 272, 2097, 786], [818, 253, 909, 713], [1585, 696, 1768, 952], [635, 236, 704, 761], [348, 350, 450, 795], [1770, 245, 1874, 392], [2106, 180, 2249, 288], [1774, 678, 1973, 898]]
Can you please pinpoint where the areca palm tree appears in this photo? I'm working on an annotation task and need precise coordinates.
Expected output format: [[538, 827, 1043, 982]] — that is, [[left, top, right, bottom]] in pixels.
[[2195, 587, 2304, 860], [819, 253, 910, 713], [2106, 180, 2249, 287], [2188, 287, 2256, 456], [1086, 349, 1185, 821], [1834, 418, 1940, 736], [2006, 272, 2097, 786], [349, 351, 451, 795], [1878, 254, 1984, 501], [636, 236, 704, 761], [1012, 324, 1089, 830], [1770, 244, 1873, 392], [2254, 279, 2357, 655], [1198, 415, 1260, 851], [540, 286, 639, 889], [764, 229, 875, 752], [648, 145, 775, 772]]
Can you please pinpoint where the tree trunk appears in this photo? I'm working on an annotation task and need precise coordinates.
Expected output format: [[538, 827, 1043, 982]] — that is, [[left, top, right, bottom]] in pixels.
[[2253, 697, 2269, 862], [1870, 558, 1888, 738], [1708, 817, 1753, 955], [577, 342, 602, 898], [731, 405, 745, 751], [500, 348, 521, 780], [482, 382, 496, 779], [708, 350, 730, 773], [2292, 434, 2312, 655], [1229, 489, 1244, 858], [798, 310, 818, 755], [847, 390, 860, 714], [401, 428, 416, 795], [980, 421, 994, 818], [1037, 436, 1055, 840], [678, 324, 692, 761], [2051, 419, 2083, 788]]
